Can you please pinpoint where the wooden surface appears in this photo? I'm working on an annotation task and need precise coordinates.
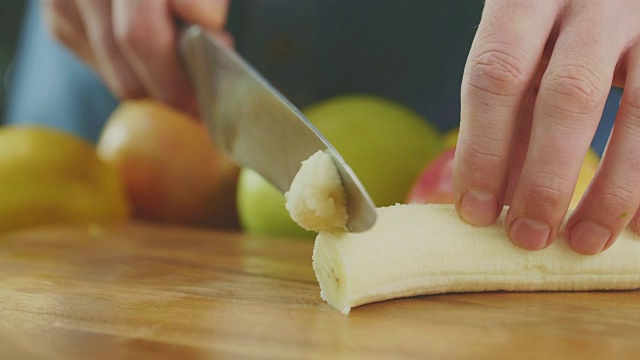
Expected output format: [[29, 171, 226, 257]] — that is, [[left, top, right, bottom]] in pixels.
[[1, 223, 639, 360]]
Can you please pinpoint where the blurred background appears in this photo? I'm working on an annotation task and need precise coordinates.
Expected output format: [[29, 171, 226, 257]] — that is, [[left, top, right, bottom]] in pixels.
[[0, 1, 621, 155], [0, 2, 25, 121]]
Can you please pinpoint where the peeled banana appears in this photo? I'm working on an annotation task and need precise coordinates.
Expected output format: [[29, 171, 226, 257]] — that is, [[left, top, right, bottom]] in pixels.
[[313, 204, 640, 314], [285, 151, 347, 232]]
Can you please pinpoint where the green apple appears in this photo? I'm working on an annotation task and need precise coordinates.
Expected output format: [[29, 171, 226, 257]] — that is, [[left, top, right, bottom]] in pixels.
[[237, 94, 444, 238], [237, 168, 315, 238]]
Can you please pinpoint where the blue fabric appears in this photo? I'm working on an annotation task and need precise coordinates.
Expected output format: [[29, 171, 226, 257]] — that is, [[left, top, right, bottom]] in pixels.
[[5, 0, 619, 155], [594, 86, 621, 155], [5, 0, 118, 143]]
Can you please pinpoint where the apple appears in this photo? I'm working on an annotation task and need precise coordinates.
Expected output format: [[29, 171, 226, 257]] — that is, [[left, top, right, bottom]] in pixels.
[[97, 100, 240, 229], [237, 169, 316, 238], [570, 149, 600, 209], [405, 147, 455, 204], [237, 94, 444, 238]]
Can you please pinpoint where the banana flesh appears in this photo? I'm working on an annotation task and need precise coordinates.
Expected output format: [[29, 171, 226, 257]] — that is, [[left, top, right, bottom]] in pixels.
[[285, 150, 347, 232], [313, 204, 640, 314]]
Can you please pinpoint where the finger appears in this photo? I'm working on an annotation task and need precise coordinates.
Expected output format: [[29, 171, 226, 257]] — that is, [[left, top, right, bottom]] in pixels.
[[170, 0, 230, 31], [567, 45, 640, 255], [41, 0, 95, 66], [506, 3, 629, 251], [607, 0, 640, 89], [504, 89, 535, 205], [113, 0, 216, 117], [454, 0, 562, 226], [74, 0, 146, 99], [505, 58, 552, 204], [213, 30, 235, 48]]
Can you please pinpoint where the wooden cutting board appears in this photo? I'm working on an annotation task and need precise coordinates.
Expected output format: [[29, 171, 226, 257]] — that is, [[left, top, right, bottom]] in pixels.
[[1, 222, 639, 359]]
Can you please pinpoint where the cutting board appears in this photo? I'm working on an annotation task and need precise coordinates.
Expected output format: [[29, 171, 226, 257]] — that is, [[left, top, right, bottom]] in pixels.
[[1, 222, 639, 359]]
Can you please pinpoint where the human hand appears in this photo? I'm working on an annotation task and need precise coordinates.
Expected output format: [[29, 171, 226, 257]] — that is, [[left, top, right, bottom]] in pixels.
[[42, 0, 231, 117], [454, 0, 640, 255]]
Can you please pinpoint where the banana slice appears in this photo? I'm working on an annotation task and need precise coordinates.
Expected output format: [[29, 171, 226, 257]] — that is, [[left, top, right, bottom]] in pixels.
[[313, 204, 640, 314], [285, 150, 347, 232]]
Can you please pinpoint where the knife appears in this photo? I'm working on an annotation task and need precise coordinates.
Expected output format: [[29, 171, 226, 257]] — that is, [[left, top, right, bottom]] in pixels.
[[178, 25, 377, 232]]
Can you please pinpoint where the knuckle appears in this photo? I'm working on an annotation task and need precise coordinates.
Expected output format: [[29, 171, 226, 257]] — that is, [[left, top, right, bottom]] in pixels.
[[598, 186, 635, 212], [458, 137, 508, 187], [114, 84, 146, 100], [541, 61, 607, 116], [622, 87, 640, 121], [523, 172, 571, 210], [465, 47, 529, 98], [42, 0, 72, 40], [608, 85, 640, 141], [114, 18, 172, 56], [114, 19, 145, 50], [462, 133, 507, 166], [45, 0, 68, 16]]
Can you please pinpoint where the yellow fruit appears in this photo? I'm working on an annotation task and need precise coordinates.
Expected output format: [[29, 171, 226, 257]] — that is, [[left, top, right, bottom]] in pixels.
[[570, 149, 600, 209], [97, 100, 240, 229], [237, 94, 443, 238], [443, 127, 459, 149], [0, 125, 130, 232]]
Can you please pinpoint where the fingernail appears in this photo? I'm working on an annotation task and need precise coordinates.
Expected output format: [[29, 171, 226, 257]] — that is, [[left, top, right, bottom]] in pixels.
[[509, 217, 550, 250], [459, 190, 498, 226], [568, 221, 611, 255]]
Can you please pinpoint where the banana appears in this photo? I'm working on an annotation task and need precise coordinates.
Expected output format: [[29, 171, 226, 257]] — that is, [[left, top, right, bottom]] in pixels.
[[285, 150, 347, 232], [313, 204, 640, 314]]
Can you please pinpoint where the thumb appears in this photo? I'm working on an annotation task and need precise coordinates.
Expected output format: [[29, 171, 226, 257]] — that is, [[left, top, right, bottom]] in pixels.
[[170, 0, 230, 30]]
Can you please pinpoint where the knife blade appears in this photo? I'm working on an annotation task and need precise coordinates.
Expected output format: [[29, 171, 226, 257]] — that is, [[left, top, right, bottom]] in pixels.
[[178, 25, 376, 232]]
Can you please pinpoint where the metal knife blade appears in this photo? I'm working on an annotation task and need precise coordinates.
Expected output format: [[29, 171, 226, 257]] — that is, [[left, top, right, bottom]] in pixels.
[[178, 25, 376, 232]]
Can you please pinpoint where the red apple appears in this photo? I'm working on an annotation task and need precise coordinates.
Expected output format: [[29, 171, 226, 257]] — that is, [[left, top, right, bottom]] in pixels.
[[406, 147, 456, 204], [97, 100, 240, 229]]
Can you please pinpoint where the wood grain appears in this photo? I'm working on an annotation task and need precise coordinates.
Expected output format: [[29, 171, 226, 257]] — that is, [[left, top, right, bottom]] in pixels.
[[1, 223, 639, 359]]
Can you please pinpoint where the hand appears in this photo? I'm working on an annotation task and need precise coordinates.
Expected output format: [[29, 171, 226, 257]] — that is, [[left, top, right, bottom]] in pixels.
[[454, 0, 640, 255], [42, 0, 231, 117]]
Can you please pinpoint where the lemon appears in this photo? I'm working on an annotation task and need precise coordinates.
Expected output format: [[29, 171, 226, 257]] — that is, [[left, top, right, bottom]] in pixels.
[[570, 149, 600, 209], [0, 125, 130, 232]]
